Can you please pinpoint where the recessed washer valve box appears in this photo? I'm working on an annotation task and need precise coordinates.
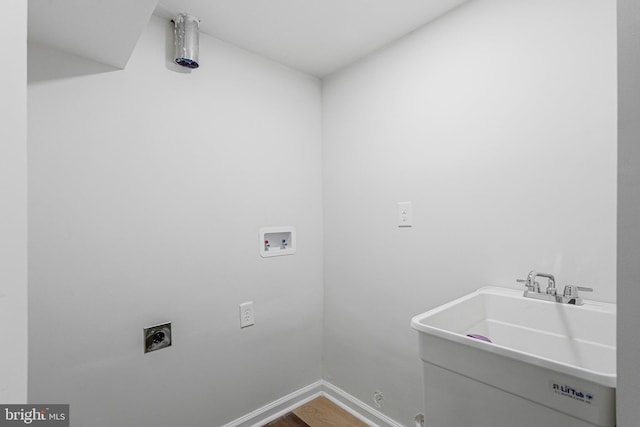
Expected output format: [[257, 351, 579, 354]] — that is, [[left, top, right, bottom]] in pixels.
[[144, 322, 172, 353], [260, 226, 296, 258]]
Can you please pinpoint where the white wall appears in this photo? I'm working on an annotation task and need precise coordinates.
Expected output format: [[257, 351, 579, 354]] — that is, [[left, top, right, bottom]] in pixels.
[[617, 0, 640, 424], [28, 15, 323, 426], [322, 0, 616, 424], [0, 0, 28, 404]]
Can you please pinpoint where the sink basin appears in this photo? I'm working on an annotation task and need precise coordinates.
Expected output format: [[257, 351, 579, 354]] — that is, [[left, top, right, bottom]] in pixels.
[[411, 286, 616, 427]]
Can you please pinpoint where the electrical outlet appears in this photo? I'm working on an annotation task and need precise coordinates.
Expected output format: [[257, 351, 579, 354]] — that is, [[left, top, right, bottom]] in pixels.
[[398, 202, 413, 227], [239, 301, 255, 328]]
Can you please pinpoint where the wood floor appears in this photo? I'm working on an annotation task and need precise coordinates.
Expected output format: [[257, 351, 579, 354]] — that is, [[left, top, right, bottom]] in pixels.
[[264, 396, 369, 427]]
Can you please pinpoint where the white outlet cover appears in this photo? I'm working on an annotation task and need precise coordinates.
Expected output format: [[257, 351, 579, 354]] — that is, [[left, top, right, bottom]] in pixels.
[[398, 202, 413, 227], [239, 301, 255, 328]]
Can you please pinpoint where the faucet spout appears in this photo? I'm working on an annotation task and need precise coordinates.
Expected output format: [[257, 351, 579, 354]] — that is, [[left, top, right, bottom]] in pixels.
[[518, 270, 556, 296], [534, 272, 556, 295]]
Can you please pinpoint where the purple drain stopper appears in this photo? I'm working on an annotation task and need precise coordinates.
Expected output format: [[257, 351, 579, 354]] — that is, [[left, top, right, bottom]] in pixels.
[[466, 334, 492, 343]]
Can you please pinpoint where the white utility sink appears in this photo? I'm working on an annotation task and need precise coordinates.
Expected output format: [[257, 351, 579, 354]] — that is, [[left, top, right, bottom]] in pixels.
[[411, 286, 616, 427]]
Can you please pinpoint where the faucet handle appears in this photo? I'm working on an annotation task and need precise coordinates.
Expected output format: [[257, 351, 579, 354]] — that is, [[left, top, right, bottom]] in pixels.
[[517, 279, 540, 292], [563, 285, 593, 298]]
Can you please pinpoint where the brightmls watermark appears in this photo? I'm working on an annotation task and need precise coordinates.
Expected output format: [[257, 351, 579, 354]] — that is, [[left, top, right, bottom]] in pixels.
[[0, 405, 68, 426]]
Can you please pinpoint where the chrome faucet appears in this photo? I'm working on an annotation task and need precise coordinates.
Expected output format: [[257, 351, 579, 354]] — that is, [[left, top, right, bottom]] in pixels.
[[517, 271, 593, 305], [537, 272, 557, 295], [518, 271, 555, 296]]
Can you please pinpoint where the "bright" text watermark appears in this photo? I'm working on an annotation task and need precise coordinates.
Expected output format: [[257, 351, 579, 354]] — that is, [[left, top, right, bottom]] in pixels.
[[0, 405, 68, 426]]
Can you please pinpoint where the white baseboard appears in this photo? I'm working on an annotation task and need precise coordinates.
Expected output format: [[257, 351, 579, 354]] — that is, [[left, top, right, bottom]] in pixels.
[[221, 380, 405, 427], [220, 381, 323, 427], [320, 381, 405, 427]]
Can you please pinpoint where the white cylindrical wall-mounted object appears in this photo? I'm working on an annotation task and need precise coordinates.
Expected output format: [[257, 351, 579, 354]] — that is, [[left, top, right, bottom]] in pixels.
[[173, 13, 199, 69]]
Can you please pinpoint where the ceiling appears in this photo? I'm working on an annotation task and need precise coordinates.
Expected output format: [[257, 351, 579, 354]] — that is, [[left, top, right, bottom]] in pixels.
[[28, 0, 468, 77], [29, 0, 159, 69], [155, 0, 469, 77]]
